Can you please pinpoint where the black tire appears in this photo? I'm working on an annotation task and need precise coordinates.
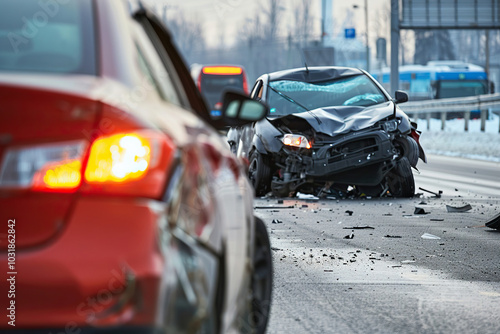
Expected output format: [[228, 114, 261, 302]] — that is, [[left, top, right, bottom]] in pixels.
[[248, 151, 272, 196], [250, 217, 273, 334], [388, 157, 415, 198], [395, 136, 419, 168]]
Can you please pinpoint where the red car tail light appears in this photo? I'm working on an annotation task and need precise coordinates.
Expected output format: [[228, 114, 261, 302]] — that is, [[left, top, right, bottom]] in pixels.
[[85, 133, 152, 184], [0, 141, 87, 192], [82, 130, 176, 198], [0, 131, 175, 198]]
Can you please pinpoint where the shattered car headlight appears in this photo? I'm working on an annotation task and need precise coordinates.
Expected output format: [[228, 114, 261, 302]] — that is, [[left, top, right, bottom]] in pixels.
[[382, 119, 399, 132], [282, 134, 312, 149]]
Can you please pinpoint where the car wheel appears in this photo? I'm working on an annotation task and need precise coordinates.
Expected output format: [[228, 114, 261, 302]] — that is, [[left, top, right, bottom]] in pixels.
[[395, 136, 419, 168], [250, 217, 273, 334], [388, 157, 415, 198], [248, 151, 272, 196]]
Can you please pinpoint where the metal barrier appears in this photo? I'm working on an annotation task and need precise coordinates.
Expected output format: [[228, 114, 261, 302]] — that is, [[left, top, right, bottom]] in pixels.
[[401, 93, 500, 132]]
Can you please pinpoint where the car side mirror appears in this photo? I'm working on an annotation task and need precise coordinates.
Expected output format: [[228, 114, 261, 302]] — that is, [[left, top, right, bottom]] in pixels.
[[220, 90, 268, 127], [394, 90, 409, 104]]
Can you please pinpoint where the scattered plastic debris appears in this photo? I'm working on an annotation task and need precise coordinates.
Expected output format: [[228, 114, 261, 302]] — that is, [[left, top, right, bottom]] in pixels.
[[430, 218, 445, 222], [342, 226, 375, 230], [383, 213, 393, 216], [345, 210, 354, 216], [419, 187, 442, 198], [446, 204, 472, 213], [485, 213, 500, 230], [272, 219, 283, 224], [384, 235, 402, 238], [271, 247, 282, 251], [401, 260, 416, 264], [414, 207, 429, 215], [421, 233, 441, 240], [297, 192, 319, 200], [344, 232, 355, 239], [255, 206, 294, 209], [324, 269, 333, 272], [277, 199, 284, 204]]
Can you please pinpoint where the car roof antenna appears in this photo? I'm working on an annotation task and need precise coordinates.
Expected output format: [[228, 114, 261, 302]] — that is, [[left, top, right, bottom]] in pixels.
[[300, 50, 309, 74]]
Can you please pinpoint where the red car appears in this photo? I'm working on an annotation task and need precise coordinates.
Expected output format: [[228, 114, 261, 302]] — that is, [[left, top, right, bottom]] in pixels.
[[0, 1, 272, 333]]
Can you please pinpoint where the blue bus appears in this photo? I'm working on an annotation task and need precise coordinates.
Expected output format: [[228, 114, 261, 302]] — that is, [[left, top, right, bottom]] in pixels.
[[371, 61, 494, 101]]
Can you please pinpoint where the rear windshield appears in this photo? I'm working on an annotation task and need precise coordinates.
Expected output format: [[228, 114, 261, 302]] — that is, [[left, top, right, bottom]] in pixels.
[[0, 0, 96, 75], [201, 74, 244, 94], [200, 74, 244, 108]]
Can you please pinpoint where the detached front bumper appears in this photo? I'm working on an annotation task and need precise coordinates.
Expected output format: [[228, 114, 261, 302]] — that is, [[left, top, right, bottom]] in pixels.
[[308, 130, 395, 184]]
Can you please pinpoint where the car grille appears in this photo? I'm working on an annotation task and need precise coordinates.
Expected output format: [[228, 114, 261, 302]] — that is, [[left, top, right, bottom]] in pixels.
[[327, 137, 378, 163]]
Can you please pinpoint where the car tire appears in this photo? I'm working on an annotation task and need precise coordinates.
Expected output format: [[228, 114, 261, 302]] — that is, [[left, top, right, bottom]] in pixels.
[[250, 217, 273, 334], [388, 157, 415, 198], [395, 136, 419, 168], [248, 151, 272, 196]]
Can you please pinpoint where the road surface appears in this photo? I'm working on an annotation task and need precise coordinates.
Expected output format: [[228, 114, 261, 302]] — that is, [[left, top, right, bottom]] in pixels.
[[259, 155, 500, 334]]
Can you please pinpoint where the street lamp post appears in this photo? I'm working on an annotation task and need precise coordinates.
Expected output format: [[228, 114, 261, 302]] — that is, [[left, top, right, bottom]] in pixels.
[[354, 0, 369, 71]]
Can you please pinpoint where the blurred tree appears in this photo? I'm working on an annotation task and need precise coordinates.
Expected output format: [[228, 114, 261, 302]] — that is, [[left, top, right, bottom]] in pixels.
[[162, 6, 206, 63], [413, 30, 456, 64], [293, 0, 313, 46]]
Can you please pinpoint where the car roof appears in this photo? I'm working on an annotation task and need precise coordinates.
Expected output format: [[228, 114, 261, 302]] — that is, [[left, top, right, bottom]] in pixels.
[[266, 66, 363, 83]]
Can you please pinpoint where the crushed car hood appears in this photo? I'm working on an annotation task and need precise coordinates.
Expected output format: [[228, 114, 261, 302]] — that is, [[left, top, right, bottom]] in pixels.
[[270, 101, 395, 136]]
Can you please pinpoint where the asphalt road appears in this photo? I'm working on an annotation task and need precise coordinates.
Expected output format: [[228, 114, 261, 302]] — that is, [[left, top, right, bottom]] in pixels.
[[258, 155, 500, 334]]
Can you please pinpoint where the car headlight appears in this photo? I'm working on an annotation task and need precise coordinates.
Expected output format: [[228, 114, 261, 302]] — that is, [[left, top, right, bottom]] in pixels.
[[281, 134, 312, 149], [382, 119, 399, 132]]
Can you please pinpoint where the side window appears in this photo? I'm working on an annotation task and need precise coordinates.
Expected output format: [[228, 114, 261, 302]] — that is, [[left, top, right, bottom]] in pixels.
[[132, 21, 183, 106], [135, 45, 164, 100], [250, 81, 263, 100]]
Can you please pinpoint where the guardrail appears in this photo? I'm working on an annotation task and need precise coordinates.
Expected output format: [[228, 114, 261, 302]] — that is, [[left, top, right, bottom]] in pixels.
[[401, 93, 500, 133]]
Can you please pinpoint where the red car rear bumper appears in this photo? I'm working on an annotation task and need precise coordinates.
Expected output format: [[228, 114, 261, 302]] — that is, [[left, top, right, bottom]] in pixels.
[[1, 196, 166, 330]]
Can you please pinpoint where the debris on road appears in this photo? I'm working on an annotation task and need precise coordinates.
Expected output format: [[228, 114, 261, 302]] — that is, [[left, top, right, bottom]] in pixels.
[[414, 207, 429, 215], [419, 187, 442, 198], [345, 210, 354, 216], [342, 226, 375, 230], [297, 192, 319, 200], [255, 206, 294, 209], [446, 204, 472, 213], [430, 218, 445, 222], [421, 233, 441, 240], [272, 219, 283, 224], [384, 235, 402, 238], [344, 232, 355, 239], [485, 213, 500, 230], [271, 247, 282, 251]]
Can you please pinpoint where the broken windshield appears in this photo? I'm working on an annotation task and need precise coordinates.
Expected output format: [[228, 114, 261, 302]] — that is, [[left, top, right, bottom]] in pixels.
[[267, 74, 387, 116]]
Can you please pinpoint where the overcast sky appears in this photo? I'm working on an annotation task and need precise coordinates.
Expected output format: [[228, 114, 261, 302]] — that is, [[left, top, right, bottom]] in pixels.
[[146, 0, 391, 48]]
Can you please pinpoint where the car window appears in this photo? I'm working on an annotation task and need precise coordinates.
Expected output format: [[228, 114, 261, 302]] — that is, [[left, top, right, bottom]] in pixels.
[[0, 0, 96, 75], [267, 74, 387, 116], [132, 22, 182, 106]]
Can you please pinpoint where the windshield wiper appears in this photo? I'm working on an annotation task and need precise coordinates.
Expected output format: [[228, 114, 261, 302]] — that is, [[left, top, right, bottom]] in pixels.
[[267, 85, 322, 125]]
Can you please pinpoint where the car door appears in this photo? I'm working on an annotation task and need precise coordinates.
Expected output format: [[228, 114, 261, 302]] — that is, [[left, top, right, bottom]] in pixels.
[[132, 8, 255, 333]]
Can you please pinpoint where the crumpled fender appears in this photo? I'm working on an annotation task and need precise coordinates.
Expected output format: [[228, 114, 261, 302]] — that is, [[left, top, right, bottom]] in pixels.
[[253, 118, 283, 154]]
